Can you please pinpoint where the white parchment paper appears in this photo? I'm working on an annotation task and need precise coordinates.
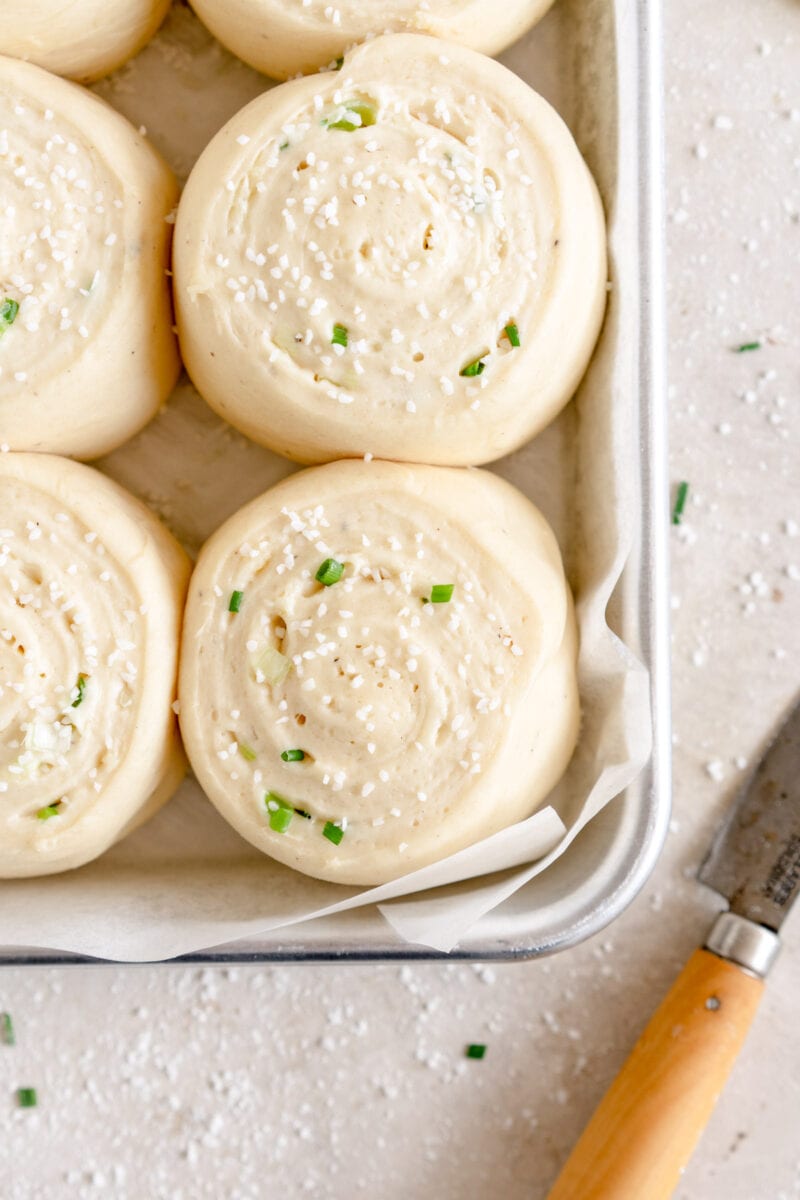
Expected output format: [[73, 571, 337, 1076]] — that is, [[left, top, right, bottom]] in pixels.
[[0, 0, 654, 961]]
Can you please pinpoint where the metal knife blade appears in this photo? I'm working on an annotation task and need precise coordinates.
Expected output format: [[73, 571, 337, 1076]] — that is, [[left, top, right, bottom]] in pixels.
[[699, 696, 800, 932]]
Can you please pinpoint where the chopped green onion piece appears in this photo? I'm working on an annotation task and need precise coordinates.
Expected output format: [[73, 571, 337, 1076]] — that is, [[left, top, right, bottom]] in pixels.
[[279, 140, 289, 151], [265, 791, 294, 833], [0, 298, 19, 334], [316, 557, 344, 586], [331, 323, 348, 348], [459, 357, 486, 378], [430, 584, 454, 604], [324, 101, 377, 131], [466, 1043, 487, 1060], [323, 821, 344, 845], [734, 341, 761, 353], [71, 674, 87, 708], [36, 803, 62, 821], [238, 742, 257, 762], [254, 645, 292, 686], [672, 481, 689, 526], [229, 590, 244, 613], [334, 55, 344, 70], [1, 1013, 14, 1045], [17, 1088, 37, 1108], [281, 749, 306, 762], [504, 323, 520, 348]]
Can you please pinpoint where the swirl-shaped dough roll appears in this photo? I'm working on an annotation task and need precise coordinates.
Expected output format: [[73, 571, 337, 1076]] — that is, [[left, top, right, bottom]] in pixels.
[[0, 1, 170, 84], [179, 461, 578, 886], [0, 57, 179, 459], [174, 34, 606, 467], [188, 0, 555, 80], [0, 453, 190, 878]]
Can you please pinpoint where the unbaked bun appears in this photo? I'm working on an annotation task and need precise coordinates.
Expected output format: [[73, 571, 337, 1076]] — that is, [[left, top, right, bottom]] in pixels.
[[0, 1, 170, 84], [174, 34, 606, 466], [188, 0, 555, 80], [0, 453, 190, 878], [179, 460, 579, 886], [0, 56, 179, 459]]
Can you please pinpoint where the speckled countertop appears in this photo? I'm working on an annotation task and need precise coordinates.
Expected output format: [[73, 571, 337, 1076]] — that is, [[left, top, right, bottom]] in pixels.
[[2, 1, 800, 1197]]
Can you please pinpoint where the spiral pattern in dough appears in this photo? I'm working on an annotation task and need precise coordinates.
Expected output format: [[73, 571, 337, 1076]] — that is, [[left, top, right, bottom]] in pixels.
[[179, 460, 579, 886], [188, 0, 555, 80], [0, 56, 179, 458], [0, 1, 171, 83], [174, 34, 607, 466], [0, 453, 190, 878]]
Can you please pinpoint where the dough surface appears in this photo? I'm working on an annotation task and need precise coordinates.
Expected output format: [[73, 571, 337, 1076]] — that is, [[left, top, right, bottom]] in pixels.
[[188, 0, 555, 80], [179, 460, 579, 886], [0, 1, 170, 83], [0, 56, 179, 459], [174, 34, 606, 466], [0, 453, 190, 878]]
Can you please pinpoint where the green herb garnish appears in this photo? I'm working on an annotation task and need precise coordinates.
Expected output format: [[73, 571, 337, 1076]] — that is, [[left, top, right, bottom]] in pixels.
[[504, 323, 520, 348], [323, 102, 377, 132], [672, 481, 689, 526], [334, 56, 344, 71], [71, 674, 87, 708], [1, 1013, 14, 1045], [734, 341, 761, 353], [331, 324, 348, 348], [466, 1044, 487, 1060], [265, 791, 294, 834], [279, 140, 289, 151], [36, 803, 62, 821], [281, 749, 306, 762], [238, 742, 257, 762], [229, 590, 244, 613], [459, 357, 486, 378], [323, 821, 344, 845], [316, 558, 344, 586], [0, 298, 19, 335], [430, 584, 454, 604], [17, 1088, 37, 1108]]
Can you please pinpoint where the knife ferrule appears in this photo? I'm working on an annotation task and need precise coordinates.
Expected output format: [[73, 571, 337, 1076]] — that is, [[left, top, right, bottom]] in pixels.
[[704, 911, 781, 979]]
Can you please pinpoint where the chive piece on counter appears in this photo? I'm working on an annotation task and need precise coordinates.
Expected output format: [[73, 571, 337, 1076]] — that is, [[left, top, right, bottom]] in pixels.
[[734, 341, 761, 353], [672, 481, 689, 526], [281, 749, 306, 762], [0, 298, 19, 334], [466, 1044, 487, 1060], [1, 1013, 14, 1046], [430, 584, 454, 604], [316, 557, 344, 586], [265, 791, 294, 834], [323, 821, 344, 845], [17, 1088, 37, 1108], [36, 803, 62, 821], [331, 324, 348, 348], [504, 323, 520, 348], [238, 742, 257, 762], [229, 590, 244, 613], [71, 674, 87, 708], [459, 357, 485, 378]]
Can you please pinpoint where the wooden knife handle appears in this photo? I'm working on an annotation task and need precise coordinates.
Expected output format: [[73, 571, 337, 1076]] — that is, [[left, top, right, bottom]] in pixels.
[[547, 948, 764, 1200]]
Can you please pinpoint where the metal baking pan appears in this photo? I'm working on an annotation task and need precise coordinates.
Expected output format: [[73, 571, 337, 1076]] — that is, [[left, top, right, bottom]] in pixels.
[[1, 0, 669, 965]]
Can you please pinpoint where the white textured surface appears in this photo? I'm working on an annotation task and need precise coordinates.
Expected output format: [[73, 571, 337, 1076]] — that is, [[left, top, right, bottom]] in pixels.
[[2, 1, 800, 1196]]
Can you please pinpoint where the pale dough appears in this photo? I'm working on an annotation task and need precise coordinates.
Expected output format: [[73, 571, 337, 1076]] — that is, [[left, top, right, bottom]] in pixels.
[[174, 34, 606, 466], [0, 453, 190, 878], [188, 0, 556, 80], [179, 460, 579, 887], [0, 1, 171, 84], [0, 56, 179, 459]]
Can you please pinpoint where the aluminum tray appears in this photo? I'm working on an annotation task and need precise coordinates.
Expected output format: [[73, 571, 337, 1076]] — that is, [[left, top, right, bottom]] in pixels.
[[1, 0, 669, 966]]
